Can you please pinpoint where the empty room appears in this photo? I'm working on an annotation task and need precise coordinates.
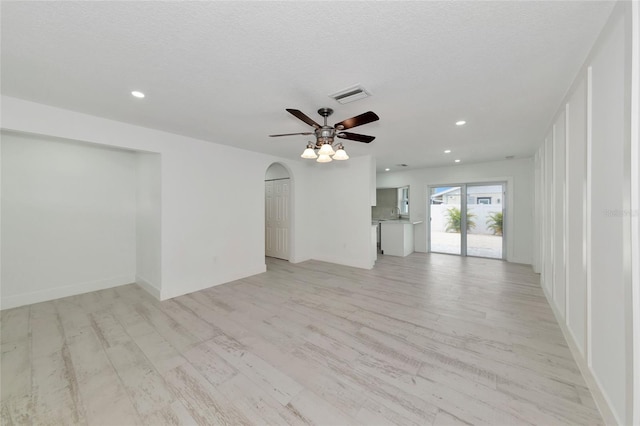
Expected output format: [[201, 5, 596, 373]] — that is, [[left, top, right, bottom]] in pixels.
[[1, 1, 639, 425]]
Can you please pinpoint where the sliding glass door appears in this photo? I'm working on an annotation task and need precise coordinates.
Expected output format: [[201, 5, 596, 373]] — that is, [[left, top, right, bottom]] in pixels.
[[429, 182, 505, 259], [429, 186, 462, 255], [465, 183, 504, 259]]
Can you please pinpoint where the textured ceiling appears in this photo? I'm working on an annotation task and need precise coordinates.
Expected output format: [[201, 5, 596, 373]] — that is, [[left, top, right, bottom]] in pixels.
[[1, 1, 615, 171]]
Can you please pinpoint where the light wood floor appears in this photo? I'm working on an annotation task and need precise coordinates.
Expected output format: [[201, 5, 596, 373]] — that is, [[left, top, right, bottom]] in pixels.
[[1, 253, 603, 425]]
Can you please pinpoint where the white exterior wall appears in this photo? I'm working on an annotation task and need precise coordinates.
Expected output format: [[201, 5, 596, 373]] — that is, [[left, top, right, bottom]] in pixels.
[[430, 204, 503, 235]]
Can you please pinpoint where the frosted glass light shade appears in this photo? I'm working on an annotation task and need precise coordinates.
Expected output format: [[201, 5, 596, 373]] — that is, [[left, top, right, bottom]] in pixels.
[[333, 148, 349, 160], [301, 147, 317, 159], [318, 143, 335, 156], [316, 154, 333, 163]]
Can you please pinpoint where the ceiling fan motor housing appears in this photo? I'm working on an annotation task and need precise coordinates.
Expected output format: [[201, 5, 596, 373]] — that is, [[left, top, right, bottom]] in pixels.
[[316, 127, 335, 144]]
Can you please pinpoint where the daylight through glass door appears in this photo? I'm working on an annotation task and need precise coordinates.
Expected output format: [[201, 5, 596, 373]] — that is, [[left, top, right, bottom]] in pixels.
[[429, 186, 462, 255], [429, 183, 505, 259]]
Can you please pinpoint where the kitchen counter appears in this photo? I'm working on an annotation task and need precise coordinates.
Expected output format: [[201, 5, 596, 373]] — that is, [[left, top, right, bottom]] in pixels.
[[373, 219, 423, 225], [374, 219, 421, 257]]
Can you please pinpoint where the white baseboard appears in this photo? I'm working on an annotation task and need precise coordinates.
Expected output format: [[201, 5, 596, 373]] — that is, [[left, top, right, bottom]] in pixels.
[[289, 256, 311, 264], [541, 284, 620, 425], [312, 254, 374, 270], [0, 275, 136, 310], [135, 275, 161, 300], [160, 263, 267, 300]]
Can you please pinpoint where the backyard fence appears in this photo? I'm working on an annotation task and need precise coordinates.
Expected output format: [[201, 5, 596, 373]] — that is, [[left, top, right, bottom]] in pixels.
[[430, 204, 503, 235]]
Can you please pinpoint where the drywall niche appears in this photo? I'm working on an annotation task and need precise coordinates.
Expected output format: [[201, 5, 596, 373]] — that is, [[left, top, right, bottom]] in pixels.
[[0, 130, 162, 308]]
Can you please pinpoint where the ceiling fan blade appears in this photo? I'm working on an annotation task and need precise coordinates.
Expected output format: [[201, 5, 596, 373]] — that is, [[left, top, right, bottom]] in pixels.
[[334, 111, 379, 130], [337, 132, 376, 143], [269, 132, 314, 137], [286, 109, 321, 129]]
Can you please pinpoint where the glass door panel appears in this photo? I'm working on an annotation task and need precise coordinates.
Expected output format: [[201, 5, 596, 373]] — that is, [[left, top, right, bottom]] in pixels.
[[465, 183, 504, 259], [429, 186, 462, 255]]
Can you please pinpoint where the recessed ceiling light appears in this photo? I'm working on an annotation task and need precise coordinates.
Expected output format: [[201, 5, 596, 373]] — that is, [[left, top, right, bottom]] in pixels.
[[444, 150, 451, 154], [455, 120, 466, 126], [131, 91, 145, 98], [385, 168, 390, 171], [454, 159, 461, 163]]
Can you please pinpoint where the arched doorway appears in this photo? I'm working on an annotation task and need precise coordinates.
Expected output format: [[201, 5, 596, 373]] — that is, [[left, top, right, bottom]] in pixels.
[[265, 163, 291, 260]]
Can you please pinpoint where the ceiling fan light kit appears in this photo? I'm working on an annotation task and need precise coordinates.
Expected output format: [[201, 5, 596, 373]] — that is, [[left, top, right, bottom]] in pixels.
[[332, 145, 349, 160], [318, 142, 335, 156], [316, 154, 333, 163], [271, 107, 379, 164], [300, 143, 318, 159]]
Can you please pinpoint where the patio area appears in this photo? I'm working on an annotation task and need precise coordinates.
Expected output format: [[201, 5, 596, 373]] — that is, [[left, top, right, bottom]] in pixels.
[[430, 231, 503, 259]]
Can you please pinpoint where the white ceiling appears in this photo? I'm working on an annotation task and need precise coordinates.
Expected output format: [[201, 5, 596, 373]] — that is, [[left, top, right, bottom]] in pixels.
[[1, 1, 615, 171]]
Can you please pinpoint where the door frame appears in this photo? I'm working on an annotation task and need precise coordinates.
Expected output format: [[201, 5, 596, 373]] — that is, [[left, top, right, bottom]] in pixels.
[[264, 162, 295, 262], [427, 180, 508, 260]]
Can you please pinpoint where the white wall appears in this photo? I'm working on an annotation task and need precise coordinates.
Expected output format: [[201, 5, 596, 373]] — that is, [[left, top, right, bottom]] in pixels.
[[541, 133, 554, 296], [376, 158, 534, 265], [534, 2, 638, 424], [553, 110, 567, 318], [265, 163, 289, 180], [310, 155, 376, 269], [0, 97, 294, 302], [590, 11, 627, 421], [1, 96, 375, 306], [631, 3, 640, 423], [136, 152, 162, 298], [566, 76, 588, 356], [1, 131, 137, 308]]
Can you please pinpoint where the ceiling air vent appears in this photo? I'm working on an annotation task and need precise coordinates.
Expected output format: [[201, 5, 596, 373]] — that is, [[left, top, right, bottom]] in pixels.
[[329, 85, 371, 104]]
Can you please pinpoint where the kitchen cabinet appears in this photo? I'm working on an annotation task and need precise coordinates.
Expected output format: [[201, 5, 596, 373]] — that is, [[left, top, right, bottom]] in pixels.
[[380, 220, 422, 257]]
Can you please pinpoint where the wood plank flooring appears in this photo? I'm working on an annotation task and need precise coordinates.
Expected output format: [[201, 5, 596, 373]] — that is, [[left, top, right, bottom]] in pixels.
[[1, 253, 603, 425]]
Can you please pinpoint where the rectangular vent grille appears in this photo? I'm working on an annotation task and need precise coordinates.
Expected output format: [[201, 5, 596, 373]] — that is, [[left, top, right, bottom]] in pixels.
[[329, 85, 370, 104]]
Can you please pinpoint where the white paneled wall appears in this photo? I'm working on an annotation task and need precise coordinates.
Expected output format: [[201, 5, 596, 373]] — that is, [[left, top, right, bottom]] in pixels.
[[541, 134, 554, 297], [632, 3, 640, 423], [553, 110, 567, 318], [566, 76, 588, 356], [534, 3, 638, 424]]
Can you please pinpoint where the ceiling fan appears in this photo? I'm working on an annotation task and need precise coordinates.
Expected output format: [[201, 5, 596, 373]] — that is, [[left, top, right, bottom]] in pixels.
[[269, 107, 380, 154]]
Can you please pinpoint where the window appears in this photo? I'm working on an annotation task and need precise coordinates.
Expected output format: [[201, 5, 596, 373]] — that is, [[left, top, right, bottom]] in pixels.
[[399, 187, 409, 215], [477, 197, 491, 205]]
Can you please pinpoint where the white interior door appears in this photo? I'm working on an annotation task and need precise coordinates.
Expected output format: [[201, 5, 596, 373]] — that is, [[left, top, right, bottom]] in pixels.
[[265, 179, 290, 260]]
